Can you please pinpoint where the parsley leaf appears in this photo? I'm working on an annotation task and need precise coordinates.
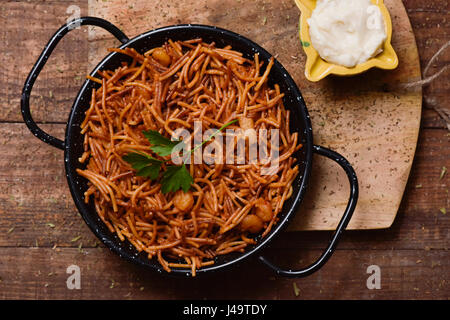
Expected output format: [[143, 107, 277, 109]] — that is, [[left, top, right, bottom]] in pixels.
[[300, 40, 310, 47], [123, 119, 238, 194], [122, 152, 162, 180], [161, 164, 193, 194], [143, 130, 183, 157]]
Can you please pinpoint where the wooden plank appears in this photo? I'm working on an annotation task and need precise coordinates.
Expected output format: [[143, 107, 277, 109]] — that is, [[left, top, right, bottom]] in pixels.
[[0, 0, 88, 123], [405, 6, 450, 129], [0, 123, 100, 248], [0, 247, 447, 299], [1, 123, 447, 250]]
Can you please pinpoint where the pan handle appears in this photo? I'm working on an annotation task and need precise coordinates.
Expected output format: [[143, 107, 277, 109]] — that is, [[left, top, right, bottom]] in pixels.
[[258, 145, 359, 277], [21, 16, 129, 150]]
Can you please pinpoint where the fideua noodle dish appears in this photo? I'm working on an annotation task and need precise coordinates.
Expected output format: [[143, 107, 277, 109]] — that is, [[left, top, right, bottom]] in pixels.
[[77, 38, 302, 276]]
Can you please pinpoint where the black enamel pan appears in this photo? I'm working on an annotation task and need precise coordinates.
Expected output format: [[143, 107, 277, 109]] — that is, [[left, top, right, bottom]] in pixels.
[[21, 17, 358, 277]]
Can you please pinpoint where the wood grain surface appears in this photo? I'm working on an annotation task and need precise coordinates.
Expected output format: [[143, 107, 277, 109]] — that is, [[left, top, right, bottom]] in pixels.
[[0, 0, 448, 299]]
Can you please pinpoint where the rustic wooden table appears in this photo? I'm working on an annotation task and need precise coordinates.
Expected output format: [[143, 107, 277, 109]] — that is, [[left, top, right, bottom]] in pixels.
[[0, 0, 448, 299]]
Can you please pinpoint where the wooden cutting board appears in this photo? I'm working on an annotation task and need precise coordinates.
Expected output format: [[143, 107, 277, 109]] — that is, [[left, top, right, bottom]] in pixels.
[[87, 0, 422, 230]]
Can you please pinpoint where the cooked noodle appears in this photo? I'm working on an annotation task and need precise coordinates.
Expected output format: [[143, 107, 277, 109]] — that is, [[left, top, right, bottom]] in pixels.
[[77, 39, 302, 275]]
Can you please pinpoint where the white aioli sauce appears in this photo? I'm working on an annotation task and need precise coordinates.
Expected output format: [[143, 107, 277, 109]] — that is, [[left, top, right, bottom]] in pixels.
[[307, 0, 387, 68]]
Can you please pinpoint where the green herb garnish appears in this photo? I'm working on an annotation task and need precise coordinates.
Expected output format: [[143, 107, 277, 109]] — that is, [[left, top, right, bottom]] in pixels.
[[161, 164, 193, 194], [123, 119, 237, 194], [143, 130, 183, 157], [122, 152, 162, 180], [300, 40, 310, 47]]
